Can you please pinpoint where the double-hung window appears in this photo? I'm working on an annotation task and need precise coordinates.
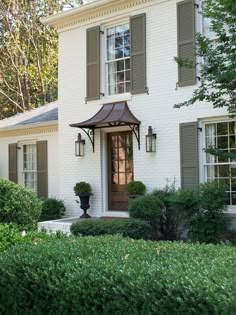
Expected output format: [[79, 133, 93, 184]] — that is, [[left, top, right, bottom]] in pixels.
[[22, 144, 37, 192], [204, 121, 236, 205], [106, 23, 130, 96], [86, 13, 146, 101]]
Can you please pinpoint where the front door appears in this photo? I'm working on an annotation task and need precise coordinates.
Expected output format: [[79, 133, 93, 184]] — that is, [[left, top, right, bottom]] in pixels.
[[108, 131, 133, 210]]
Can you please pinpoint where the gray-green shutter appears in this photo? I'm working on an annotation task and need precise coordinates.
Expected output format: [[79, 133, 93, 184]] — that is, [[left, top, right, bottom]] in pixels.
[[130, 13, 146, 94], [37, 141, 48, 198], [180, 122, 199, 189], [86, 26, 100, 101], [8, 143, 18, 183], [177, 0, 196, 86]]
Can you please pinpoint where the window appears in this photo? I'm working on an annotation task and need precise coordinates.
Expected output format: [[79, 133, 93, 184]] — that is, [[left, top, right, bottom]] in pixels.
[[86, 14, 146, 101], [22, 144, 37, 192], [204, 121, 236, 205], [106, 23, 130, 96]]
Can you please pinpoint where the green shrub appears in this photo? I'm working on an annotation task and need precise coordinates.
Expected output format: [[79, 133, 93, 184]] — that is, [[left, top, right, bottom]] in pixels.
[[0, 223, 56, 252], [74, 182, 92, 195], [0, 236, 235, 314], [39, 198, 66, 221], [129, 195, 163, 239], [127, 180, 146, 195], [71, 219, 151, 240], [0, 179, 42, 230], [129, 195, 163, 221], [152, 187, 199, 240], [188, 182, 230, 243]]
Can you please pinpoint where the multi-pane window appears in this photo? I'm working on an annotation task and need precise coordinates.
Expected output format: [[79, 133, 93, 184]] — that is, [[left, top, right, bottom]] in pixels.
[[204, 121, 236, 205], [23, 144, 37, 192], [106, 23, 130, 95]]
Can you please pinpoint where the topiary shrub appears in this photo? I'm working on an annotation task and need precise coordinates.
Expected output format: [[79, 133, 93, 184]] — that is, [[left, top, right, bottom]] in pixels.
[[0, 179, 42, 230], [127, 180, 146, 196], [74, 182, 92, 195], [188, 182, 230, 243], [0, 236, 236, 314], [39, 198, 66, 222], [71, 219, 151, 240]]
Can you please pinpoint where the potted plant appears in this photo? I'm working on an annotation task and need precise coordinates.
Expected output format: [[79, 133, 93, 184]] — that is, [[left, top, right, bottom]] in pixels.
[[127, 180, 146, 199], [74, 182, 92, 218]]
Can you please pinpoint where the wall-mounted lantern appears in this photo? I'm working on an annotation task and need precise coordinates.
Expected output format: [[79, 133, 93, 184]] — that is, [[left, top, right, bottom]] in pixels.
[[146, 126, 156, 153], [75, 133, 85, 157]]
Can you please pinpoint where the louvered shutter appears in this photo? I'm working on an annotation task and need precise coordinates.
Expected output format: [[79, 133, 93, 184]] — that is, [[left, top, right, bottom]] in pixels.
[[177, 0, 196, 86], [130, 13, 146, 94], [180, 122, 199, 189], [37, 141, 48, 198], [8, 143, 18, 183], [86, 26, 100, 101]]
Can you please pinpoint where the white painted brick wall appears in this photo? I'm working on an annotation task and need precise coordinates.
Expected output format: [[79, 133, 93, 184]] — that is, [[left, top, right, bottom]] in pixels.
[[0, 131, 59, 198], [57, 0, 230, 217]]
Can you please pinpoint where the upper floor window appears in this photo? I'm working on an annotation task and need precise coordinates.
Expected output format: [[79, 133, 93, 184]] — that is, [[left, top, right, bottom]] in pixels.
[[86, 13, 146, 101], [201, 1, 217, 47], [106, 24, 130, 96]]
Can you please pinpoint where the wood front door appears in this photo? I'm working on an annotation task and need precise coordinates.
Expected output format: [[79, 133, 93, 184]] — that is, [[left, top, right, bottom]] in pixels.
[[108, 132, 133, 211]]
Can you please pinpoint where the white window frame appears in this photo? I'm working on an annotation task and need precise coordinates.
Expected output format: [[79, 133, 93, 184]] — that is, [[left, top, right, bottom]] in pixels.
[[18, 140, 37, 193], [101, 18, 132, 101], [201, 118, 236, 210]]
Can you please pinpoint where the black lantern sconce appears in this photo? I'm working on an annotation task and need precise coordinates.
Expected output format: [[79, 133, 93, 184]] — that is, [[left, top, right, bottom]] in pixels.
[[75, 133, 85, 156], [146, 126, 156, 153]]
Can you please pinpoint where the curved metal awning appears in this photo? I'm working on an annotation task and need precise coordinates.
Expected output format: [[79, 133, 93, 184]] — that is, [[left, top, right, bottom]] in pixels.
[[70, 102, 141, 152]]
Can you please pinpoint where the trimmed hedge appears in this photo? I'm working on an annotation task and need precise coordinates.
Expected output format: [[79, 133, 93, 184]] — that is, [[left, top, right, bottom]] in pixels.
[[0, 179, 42, 230], [0, 236, 235, 314], [71, 219, 151, 240]]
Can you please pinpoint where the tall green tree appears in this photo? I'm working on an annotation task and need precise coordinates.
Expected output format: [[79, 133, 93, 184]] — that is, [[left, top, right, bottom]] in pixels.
[[0, 0, 77, 119], [175, 0, 236, 114]]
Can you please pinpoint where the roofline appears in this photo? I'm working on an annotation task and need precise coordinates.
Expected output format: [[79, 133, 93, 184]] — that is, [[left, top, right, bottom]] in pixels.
[[0, 120, 58, 133], [41, 0, 118, 27]]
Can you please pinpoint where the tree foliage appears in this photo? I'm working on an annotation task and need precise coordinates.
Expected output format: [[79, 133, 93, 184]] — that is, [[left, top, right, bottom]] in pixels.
[[0, 0, 78, 119], [175, 0, 236, 114]]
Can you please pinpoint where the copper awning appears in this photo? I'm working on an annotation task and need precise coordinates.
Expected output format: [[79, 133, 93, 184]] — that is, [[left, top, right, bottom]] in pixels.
[[70, 102, 141, 152]]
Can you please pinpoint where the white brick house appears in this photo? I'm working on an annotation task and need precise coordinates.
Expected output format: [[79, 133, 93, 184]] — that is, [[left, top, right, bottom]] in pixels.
[[2, 0, 235, 222], [40, 0, 236, 219]]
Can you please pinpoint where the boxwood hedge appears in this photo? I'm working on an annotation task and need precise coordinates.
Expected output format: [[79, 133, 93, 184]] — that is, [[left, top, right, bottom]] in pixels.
[[70, 218, 152, 240], [0, 236, 235, 314]]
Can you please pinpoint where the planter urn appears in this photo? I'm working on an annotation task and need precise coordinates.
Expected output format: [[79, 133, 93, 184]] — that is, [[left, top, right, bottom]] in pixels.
[[76, 193, 93, 218]]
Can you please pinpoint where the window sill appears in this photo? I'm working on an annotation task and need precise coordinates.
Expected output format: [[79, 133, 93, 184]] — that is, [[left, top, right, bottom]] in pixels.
[[102, 93, 132, 103], [87, 93, 132, 105]]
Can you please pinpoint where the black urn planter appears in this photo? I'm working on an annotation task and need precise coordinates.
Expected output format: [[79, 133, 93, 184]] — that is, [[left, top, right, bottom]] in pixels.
[[76, 193, 93, 218]]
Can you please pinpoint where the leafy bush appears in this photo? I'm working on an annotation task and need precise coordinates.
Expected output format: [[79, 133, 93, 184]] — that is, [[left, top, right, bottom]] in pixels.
[[129, 195, 163, 239], [0, 236, 235, 314], [0, 179, 42, 230], [188, 182, 230, 243], [127, 180, 146, 195], [152, 186, 199, 240], [39, 198, 66, 221], [129, 195, 163, 221], [71, 219, 151, 240], [74, 182, 92, 195], [0, 223, 55, 252]]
